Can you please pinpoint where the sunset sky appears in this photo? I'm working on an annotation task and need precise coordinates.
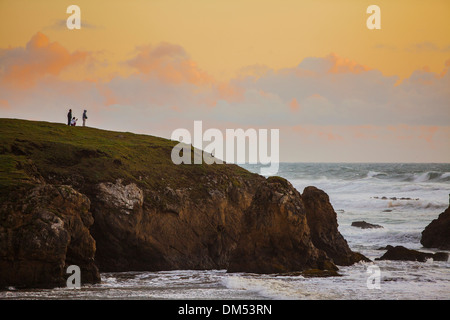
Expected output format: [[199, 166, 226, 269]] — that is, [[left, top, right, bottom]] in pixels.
[[1, 0, 449, 162]]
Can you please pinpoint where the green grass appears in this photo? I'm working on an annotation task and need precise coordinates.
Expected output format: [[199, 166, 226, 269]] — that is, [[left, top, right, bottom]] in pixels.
[[0, 118, 259, 199]]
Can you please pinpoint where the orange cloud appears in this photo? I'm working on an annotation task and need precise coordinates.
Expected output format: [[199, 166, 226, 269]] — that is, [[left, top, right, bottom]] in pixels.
[[0, 32, 89, 88], [350, 125, 379, 140], [326, 53, 370, 74], [288, 98, 300, 112], [319, 131, 344, 141], [386, 124, 440, 144], [127, 43, 213, 85], [291, 125, 344, 142], [217, 82, 244, 103], [418, 125, 439, 143], [438, 58, 450, 77], [96, 83, 119, 107]]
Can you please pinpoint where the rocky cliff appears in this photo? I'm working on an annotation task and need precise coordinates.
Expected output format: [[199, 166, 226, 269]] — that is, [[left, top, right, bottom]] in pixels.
[[302, 186, 370, 266], [227, 178, 338, 274], [421, 204, 450, 250], [0, 119, 367, 288], [0, 184, 99, 288]]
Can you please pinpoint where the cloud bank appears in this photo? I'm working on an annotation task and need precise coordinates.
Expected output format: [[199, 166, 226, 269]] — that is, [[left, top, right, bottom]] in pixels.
[[1, 33, 449, 162]]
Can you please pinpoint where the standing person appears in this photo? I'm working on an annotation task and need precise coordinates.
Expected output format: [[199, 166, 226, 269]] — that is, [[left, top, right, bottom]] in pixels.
[[82, 110, 88, 127], [67, 109, 72, 125]]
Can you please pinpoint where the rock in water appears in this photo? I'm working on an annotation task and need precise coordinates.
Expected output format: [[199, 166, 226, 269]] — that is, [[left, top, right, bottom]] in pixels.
[[421, 205, 450, 250], [302, 187, 371, 266], [351, 221, 383, 229], [376, 245, 448, 262], [0, 185, 100, 289], [227, 177, 337, 274]]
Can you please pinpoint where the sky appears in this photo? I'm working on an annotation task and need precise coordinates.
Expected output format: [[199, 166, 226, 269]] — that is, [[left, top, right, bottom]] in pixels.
[[0, 0, 449, 162]]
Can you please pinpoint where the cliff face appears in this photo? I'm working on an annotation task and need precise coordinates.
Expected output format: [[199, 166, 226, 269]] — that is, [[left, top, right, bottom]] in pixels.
[[89, 175, 261, 272], [302, 186, 370, 266], [421, 205, 450, 250], [0, 119, 367, 288], [227, 178, 337, 274], [0, 184, 99, 288]]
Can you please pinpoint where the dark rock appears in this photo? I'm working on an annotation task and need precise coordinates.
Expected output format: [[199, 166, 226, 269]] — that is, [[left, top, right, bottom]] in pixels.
[[302, 186, 371, 266], [351, 221, 383, 229], [377, 245, 394, 250], [375, 245, 448, 262], [0, 185, 100, 289], [421, 205, 450, 250], [300, 269, 341, 277], [433, 252, 449, 261], [374, 196, 418, 201], [90, 175, 261, 272], [227, 178, 337, 274]]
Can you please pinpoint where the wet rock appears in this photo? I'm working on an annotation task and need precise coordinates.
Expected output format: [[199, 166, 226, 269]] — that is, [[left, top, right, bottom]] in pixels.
[[351, 221, 383, 229], [302, 187, 371, 266], [421, 205, 450, 250], [227, 178, 337, 274], [0, 185, 100, 289], [375, 245, 448, 262]]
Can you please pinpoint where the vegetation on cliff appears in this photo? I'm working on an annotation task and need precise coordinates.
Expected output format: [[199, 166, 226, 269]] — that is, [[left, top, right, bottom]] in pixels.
[[0, 118, 258, 200]]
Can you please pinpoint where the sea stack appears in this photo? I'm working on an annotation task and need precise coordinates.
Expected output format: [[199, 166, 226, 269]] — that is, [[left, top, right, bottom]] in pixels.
[[227, 177, 338, 274], [421, 204, 450, 250]]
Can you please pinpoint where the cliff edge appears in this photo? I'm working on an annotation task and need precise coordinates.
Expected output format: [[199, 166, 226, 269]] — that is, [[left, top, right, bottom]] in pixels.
[[0, 119, 367, 288]]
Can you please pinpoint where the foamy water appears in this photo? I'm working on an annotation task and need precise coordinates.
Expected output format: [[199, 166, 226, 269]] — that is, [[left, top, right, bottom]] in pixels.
[[2, 163, 449, 300]]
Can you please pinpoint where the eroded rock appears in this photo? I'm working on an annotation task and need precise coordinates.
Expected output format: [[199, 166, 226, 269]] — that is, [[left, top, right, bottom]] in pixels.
[[351, 221, 383, 229], [227, 178, 337, 274], [0, 185, 100, 289], [421, 205, 450, 250], [97, 179, 144, 215], [302, 186, 370, 266], [375, 245, 448, 262]]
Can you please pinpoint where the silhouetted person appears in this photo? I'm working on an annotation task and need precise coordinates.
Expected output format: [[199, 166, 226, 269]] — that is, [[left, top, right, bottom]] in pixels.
[[82, 110, 88, 127], [67, 109, 72, 125]]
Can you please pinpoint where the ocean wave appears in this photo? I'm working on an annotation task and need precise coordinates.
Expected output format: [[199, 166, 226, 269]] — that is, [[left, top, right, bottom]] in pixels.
[[222, 275, 329, 299], [404, 171, 450, 183], [366, 171, 387, 179], [364, 171, 450, 183]]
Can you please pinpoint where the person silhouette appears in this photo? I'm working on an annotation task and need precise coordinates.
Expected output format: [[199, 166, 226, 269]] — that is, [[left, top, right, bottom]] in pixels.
[[67, 109, 72, 126], [82, 110, 88, 127]]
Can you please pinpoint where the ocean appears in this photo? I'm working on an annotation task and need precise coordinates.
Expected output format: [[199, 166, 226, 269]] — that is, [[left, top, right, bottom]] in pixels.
[[1, 163, 449, 300]]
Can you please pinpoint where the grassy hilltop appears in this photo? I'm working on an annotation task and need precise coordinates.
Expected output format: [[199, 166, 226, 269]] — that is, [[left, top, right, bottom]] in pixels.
[[0, 118, 257, 199]]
